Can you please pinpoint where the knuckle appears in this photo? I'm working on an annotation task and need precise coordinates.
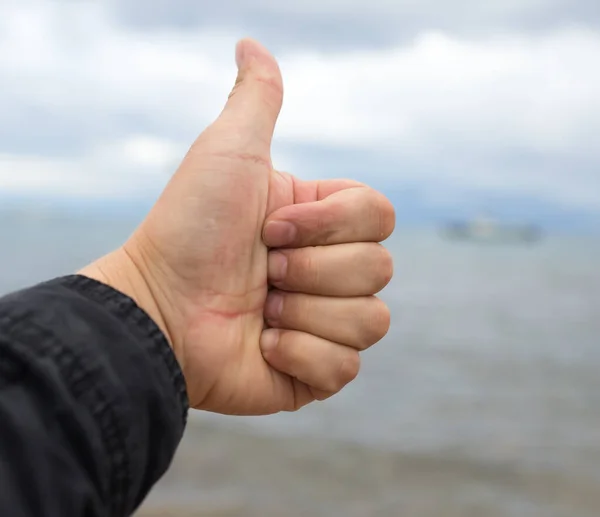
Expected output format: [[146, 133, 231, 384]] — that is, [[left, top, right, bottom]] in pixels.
[[375, 246, 394, 292], [230, 69, 282, 95], [361, 244, 394, 294], [360, 298, 391, 347], [255, 75, 284, 104], [316, 201, 343, 245], [373, 300, 392, 341], [309, 387, 334, 402], [324, 349, 360, 393], [295, 248, 320, 287], [373, 192, 396, 241], [227, 72, 283, 123], [211, 149, 271, 169], [295, 294, 316, 323], [335, 352, 361, 390]]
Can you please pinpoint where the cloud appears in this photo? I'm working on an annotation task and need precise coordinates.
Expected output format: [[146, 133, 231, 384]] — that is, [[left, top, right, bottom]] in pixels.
[[107, 0, 600, 49], [275, 29, 600, 207], [0, 134, 183, 198], [0, 1, 599, 212]]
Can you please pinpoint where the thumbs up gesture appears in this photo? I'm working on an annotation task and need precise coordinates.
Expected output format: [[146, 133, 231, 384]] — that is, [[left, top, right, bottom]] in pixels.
[[81, 39, 395, 415]]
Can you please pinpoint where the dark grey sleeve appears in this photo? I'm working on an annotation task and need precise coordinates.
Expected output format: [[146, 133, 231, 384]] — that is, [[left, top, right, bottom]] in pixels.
[[0, 275, 188, 517]]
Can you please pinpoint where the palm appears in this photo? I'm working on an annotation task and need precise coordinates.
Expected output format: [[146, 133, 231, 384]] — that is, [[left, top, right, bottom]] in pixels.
[[131, 107, 301, 413]]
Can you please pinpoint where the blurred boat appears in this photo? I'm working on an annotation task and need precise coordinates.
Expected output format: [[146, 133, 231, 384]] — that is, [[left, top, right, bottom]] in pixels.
[[440, 215, 542, 244]]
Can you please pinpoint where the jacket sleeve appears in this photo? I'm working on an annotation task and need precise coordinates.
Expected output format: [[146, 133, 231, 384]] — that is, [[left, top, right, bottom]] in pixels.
[[0, 275, 189, 517]]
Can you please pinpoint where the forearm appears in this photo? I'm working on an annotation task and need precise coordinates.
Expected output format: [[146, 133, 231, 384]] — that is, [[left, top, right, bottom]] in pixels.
[[0, 276, 188, 517]]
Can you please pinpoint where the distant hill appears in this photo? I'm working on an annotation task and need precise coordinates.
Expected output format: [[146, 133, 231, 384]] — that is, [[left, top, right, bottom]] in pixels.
[[378, 184, 600, 234], [1, 187, 599, 234]]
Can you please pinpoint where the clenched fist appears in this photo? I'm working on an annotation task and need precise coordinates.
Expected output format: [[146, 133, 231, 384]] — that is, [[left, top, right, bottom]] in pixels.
[[80, 39, 395, 415]]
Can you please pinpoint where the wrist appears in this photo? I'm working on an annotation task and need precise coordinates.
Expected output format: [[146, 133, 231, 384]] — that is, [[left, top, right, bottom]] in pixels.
[[78, 248, 182, 368]]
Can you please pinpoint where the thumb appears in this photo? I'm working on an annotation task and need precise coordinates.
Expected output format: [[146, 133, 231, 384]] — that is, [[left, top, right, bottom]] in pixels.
[[216, 38, 284, 148]]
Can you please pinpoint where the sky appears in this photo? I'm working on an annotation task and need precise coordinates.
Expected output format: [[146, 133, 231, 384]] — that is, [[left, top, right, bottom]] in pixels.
[[1, 0, 600, 226]]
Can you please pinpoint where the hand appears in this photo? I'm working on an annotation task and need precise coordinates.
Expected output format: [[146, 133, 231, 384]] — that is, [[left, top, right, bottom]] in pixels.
[[80, 39, 395, 415]]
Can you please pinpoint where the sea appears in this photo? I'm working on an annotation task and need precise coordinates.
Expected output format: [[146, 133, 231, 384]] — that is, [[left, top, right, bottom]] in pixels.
[[1, 210, 599, 517]]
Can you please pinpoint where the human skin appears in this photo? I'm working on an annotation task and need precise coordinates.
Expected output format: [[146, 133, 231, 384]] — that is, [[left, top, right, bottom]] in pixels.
[[80, 38, 395, 415]]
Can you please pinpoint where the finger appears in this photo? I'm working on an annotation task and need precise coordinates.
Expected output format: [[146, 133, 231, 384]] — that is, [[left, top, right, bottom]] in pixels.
[[262, 186, 395, 248], [211, 38, 283, 152], [264, 292, 391, 351], [260, 328, 361, 395], [266, 171, 364, 216], [267, 242, 393, 296]]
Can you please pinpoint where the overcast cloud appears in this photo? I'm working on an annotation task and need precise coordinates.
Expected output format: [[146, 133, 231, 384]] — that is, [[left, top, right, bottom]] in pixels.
[[0, 0, 599, 216], [110, 0, 600, 49]]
